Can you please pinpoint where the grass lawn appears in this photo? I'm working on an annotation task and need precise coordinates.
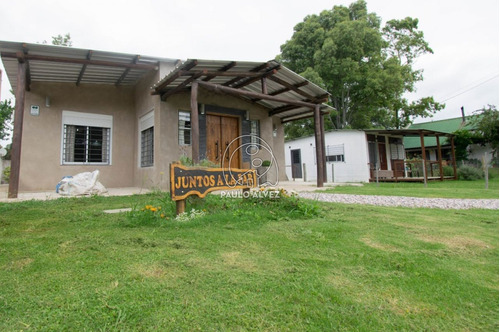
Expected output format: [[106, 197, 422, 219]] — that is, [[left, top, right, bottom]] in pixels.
[[320, 176, 499, 199], [0, 191, 498, 331]]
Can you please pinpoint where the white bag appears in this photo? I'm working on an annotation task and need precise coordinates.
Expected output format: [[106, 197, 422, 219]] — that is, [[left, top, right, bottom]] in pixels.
[[56, 170, 107, 196]]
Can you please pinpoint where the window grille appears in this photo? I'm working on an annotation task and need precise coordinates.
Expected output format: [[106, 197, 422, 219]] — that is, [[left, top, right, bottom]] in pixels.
[[141, 127, 154, 167], [63, 125, 110, 164], [250, 120, 260, 147]]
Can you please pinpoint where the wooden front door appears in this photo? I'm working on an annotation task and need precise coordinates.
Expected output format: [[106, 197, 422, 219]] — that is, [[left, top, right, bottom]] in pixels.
[[378, 143, 388, 170], [206, 114, 240, 168]]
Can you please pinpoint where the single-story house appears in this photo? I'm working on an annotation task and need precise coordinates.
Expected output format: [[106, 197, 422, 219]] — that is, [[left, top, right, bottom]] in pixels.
[[285, 128, 456, 183], [0, 41, 332, 197], [404, 116, 494, 165]]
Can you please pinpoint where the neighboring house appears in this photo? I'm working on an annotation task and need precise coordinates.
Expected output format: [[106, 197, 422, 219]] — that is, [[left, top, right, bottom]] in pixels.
[[0, 41, 331, 196], [404, 116, 493, 165], [284, 128, 453, 183]]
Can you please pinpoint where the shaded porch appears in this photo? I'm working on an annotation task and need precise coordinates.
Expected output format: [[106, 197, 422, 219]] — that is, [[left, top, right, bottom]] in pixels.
[[365, 129, 457, 183]]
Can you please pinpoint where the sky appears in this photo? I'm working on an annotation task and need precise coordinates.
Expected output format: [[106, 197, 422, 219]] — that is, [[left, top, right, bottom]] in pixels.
[[0, 0, 498, 139]]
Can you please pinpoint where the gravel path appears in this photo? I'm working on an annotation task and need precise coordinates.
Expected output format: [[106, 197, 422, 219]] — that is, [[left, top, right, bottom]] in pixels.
[[299, 192, 499, 210]]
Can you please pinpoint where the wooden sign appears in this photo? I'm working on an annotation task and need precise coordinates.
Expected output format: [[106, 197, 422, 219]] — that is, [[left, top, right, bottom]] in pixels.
[[170, 163, 257, 202]]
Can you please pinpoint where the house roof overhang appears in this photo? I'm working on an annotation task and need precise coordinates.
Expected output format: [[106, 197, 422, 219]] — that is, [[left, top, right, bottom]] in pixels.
[[151, 59, 332, 122], [0, 40, 179, 89], [364, 128, 454, 138]]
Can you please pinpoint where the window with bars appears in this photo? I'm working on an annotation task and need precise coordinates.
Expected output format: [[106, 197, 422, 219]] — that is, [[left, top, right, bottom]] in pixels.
[[141, 127, 154, 167], [63, 125, 110, 164], [326, 144, 345, 162], [178, 111, 191, 145]]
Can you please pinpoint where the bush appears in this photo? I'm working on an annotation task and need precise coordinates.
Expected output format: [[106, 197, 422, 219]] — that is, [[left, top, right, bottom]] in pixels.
[[457, 165, 483, 181], [2, 166, 9, 183], [442, 166, 455, 177]]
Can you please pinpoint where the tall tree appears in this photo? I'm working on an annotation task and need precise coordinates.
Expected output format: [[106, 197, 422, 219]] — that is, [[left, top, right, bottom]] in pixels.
[[278, 0, 443, 139]]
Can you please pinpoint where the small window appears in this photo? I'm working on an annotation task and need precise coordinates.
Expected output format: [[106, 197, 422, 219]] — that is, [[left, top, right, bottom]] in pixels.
[[63, 125, 110, 164], [141, 127, 154, 167], [250, 120, 260, 146], [139, 111, 154, 167], [179, 111, 191, 145], [326, 144, 345, 163]]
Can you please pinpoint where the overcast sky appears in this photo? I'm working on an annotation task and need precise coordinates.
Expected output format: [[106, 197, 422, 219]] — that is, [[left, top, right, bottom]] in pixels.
[[0, 0, 498, 127]]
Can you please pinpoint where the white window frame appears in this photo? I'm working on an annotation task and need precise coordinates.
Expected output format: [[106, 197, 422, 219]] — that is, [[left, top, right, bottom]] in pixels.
[[61, 111, 113, 165], [178, 110, 191, 146], [139, 110, 155, 168]]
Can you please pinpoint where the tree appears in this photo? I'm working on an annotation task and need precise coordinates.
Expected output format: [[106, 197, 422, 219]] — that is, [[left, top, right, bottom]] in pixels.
[[43, 33, 73, 47], [0, 99, 13, 141], [278, 0, 443, 139], [470, 105, 499, 162]]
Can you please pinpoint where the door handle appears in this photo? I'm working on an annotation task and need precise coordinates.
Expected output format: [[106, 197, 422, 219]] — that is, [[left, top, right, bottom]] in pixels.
[[215, 141, 219, 161], [226, 141, 229, 161]]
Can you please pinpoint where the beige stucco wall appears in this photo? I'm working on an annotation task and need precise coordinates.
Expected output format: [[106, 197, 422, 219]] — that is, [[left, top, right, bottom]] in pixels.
[[19, 82, 136, 191]]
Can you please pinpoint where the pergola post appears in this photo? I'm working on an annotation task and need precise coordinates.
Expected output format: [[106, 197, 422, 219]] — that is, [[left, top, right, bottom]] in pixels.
[[450, 136, 458, 180], [436, 135, 444, 181], [419, 132, 428, 185], [190, 80, 200, 164], [314, 104, 324, 187], [8, 60, 27, 198]]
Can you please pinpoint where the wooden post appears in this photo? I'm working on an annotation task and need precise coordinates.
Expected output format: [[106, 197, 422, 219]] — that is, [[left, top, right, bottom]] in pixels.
[[320, 112, 327, 183], [436, 135, 444, 181], [313, 105, 324, 187], [8, 61, 27, 198], [176, 199, 186, 215], [303, 163, 307, 182], [450, 136, 458, 180], [190, 81, 200, 164], [483, 152, 489, 190], [420, 132, 428, 187]]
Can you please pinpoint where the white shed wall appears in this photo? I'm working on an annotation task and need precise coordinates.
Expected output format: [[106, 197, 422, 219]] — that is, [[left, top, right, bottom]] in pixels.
[[284, 130, 370, 183]]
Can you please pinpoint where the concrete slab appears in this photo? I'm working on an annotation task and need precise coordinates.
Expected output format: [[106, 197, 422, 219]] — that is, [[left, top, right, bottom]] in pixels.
[[0, 187, 151, 203]]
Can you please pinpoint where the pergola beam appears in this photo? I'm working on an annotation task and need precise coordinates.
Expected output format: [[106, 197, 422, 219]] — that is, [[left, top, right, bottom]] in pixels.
[[196, 80, 319, 109], [76, 50, 93, 86], [116, 54, 140, 86]]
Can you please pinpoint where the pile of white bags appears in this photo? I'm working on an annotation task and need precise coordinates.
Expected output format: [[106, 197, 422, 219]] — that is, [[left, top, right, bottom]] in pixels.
[[56, 170, 107, 196]]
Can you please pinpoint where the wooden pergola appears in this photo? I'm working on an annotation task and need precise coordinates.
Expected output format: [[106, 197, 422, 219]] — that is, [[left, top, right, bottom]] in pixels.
[[151, 59, 332, 188]]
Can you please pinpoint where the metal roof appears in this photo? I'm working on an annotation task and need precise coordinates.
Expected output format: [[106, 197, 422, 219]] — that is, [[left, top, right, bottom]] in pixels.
[[1, 41, 332, 122], [152, 59, 332, 122], [0, 40, 179, 89]]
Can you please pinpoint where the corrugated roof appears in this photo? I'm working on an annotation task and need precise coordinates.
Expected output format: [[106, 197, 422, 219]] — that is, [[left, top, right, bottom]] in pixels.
[[152, 59, 332, 122], [0, 40, 178, 89], [404, 117, 472, 149], [1, 41, 333, 122]]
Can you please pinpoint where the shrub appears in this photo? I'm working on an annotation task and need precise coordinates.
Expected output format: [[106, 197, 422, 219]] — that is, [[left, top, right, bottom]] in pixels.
[[2, 166, 9, 183], [442, 166, 455, 177], [457, 165, 483, 181]]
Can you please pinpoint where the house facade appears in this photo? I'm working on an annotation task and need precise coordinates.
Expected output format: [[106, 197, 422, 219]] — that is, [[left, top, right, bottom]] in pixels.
[[0, 41, 331, 195]]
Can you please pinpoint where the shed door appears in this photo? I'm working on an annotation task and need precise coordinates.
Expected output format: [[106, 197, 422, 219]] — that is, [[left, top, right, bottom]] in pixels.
[[291, 149, 302, 179]]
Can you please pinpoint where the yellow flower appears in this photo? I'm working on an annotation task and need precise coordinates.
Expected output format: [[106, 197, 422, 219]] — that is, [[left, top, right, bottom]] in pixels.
[[160, 213, 165, 218], [150, 207, 157, 212]]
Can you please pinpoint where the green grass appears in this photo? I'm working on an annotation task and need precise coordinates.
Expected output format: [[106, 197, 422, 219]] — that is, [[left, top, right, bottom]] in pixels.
[[0, 192, 498, 331], [321, 177, 499, 199]]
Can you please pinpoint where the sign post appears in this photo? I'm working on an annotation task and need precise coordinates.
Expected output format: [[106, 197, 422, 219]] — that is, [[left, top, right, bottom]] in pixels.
[[170, 163, 258, 215]]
